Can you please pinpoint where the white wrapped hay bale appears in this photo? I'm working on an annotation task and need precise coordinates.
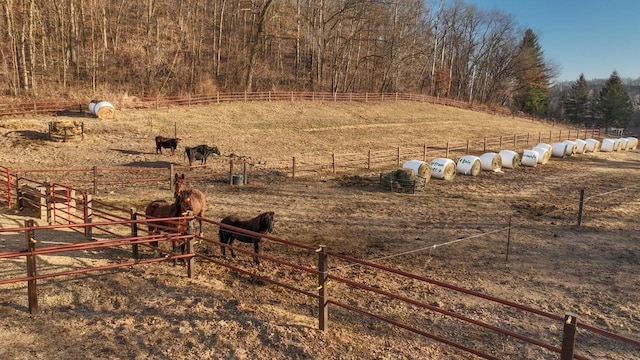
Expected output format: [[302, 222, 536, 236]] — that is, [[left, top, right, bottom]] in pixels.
[[479, 152, 502, 172], [535, 142, 552, 154], [619, 138, 630, 151], [456, 155, 481, 176], [612, 138, 622, 151], [402, 160, 432, 181], [88, 100, 116, 119], [430, 158, 456, 180], [551, 142, 568, 158], [600, 138, 615, 152], [532, 147, 550, 164], [521, 150, 538, 167], [625, 137, 638, 150], [562, 140, 577, 156], [574, 139, 587, 154], [585, 138, 601, 152], [498, 150, 520, 169]]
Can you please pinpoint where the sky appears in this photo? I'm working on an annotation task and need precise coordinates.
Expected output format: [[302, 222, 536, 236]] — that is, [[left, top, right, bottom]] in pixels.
[[466, 0, 640, 82]]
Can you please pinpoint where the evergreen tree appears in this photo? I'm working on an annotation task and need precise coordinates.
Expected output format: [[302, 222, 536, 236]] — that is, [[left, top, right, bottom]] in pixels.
[[513, 29, 551, 117], [595, 71, 634, 128], [564, 74, 592, 125]]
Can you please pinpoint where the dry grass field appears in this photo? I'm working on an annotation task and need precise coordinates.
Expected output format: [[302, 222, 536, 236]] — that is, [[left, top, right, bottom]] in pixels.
[[0, 101, 639, 359]]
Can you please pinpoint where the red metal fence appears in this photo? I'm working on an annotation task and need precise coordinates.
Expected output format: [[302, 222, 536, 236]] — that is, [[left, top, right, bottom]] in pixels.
[[1, 211, 638, 359]]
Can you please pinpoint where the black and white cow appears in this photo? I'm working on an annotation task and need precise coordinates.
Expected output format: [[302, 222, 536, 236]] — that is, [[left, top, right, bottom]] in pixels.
[[155, 136, 179, 155], [185, 144, 221, 166]]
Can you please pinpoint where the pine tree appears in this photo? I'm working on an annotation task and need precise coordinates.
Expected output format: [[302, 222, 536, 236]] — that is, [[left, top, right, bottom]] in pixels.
[[595, 71, 634, 128], [513, 29, 551, 117], [564, 74, 592, 125]]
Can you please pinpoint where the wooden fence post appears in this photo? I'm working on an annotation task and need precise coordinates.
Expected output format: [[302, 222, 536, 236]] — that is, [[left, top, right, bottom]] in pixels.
[[577, 189, 585, 226], [229, 159, 234, 185], [332, 154, 336, 174], [292, 157, 296, 178], [170, 164, 175, 193], [317, 245, 328, 331], [131, 208, 139, 260], [186, 234, 195, 278], [243, 159, 247, 184], [84, 194, 93, 241], [397, 147, 400, 165], [483, 137, 487, 152], [15, 175, 22, 210], [561, 313, 577, 360], [45, 182, 53, 225], [25, 219, 38, 314], [513, 134, 516, 146], [466, 140, 470, 154], [423, 144, 427, 162], [499, 135, 503, 149], [6, 168, 12, 208], [92, 166, 98, 195], [367, 150, 371, 170]]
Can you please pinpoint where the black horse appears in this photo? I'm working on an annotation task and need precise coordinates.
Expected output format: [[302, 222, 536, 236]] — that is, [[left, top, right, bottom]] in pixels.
[[218, 211, 275, 265]]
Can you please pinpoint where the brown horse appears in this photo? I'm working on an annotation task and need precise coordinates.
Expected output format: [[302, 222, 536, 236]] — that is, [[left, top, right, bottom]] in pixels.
[[219, 211, 275, 265], [144, 192, 191, 262], [173, 174, 206, 236]]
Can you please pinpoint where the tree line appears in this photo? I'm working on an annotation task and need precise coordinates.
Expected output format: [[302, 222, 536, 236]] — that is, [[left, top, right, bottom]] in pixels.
[[0, 0, 636, 128]]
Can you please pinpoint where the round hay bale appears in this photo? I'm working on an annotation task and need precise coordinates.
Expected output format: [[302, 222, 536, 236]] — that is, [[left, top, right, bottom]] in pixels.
[[612, 138, 622, 151], [551, 142, 568, 158], [574, 139, 587, 154], [535, 142, 552, 155], [562, 140, 577, 155], [521, 150, 538, 167], [430, 158, 456, 180], [498, 150, 520, 169], [402, 160, 431, 179], [600, 138, 615, 152], [585, 138, 601, 152], [479, 152, 502, 171], [94, 101, 115, 119], [619, 138, 630, 151], [531, 147, 551, 164], [456, 155, 481, 176], [625, 137, 638, 150]]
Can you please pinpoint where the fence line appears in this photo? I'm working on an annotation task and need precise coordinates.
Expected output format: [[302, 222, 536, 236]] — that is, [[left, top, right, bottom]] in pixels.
[[1, 215, 638, 358]]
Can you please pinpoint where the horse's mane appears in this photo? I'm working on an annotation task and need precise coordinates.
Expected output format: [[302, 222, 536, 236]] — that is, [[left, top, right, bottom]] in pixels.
[[260, 211, 275, 233]]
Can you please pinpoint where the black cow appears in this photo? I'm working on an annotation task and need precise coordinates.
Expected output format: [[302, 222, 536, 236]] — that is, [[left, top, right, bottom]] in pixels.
[[185, 144, 220, 166], [155, 136, 179, 155]]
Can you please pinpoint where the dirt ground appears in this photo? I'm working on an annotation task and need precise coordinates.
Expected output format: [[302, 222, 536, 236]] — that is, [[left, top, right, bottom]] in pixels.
[[0, 102, 639, 359]]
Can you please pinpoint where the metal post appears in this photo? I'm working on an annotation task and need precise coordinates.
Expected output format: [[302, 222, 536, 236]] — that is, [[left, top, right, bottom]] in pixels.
[[367, 150, 371, 170], [561, 313, 577, 360], [445, 143, 449, 158], [317, 245, 328, 331], [229, 159, 234, 185], [25, 219, 38, 314], [483, 137, 487, 152], [577, 189, 585, 226], [397, 147, 400, 165]]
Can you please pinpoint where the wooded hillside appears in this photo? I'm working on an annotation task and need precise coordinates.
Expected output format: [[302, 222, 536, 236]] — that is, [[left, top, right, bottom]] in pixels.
[[1, 0, 537, 106]]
